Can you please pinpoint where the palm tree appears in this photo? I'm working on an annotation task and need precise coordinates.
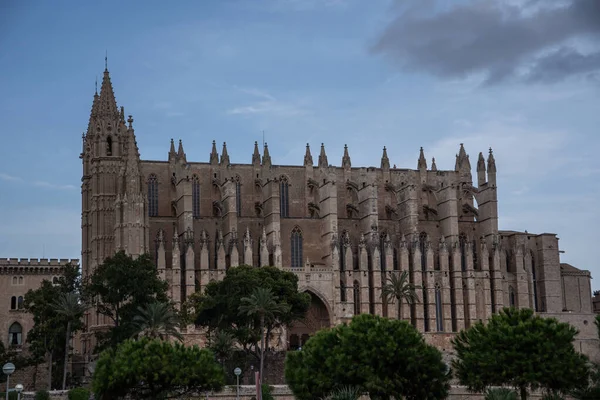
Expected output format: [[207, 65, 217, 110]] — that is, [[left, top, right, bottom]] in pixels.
[[131, 302, 183, 342], [208, 330, 235, 367], [52, 292, 88, 390], [380, 270, 421, 320], [321, 386, 361, 400], [239, 287, 290, 394]]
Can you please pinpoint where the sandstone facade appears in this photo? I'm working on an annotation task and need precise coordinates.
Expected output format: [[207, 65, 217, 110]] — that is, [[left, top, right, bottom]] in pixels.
[[78, 67, 597, 361]]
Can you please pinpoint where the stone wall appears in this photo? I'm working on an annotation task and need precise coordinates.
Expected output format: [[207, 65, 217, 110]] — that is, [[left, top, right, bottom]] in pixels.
[[19, 386, 550, 399]]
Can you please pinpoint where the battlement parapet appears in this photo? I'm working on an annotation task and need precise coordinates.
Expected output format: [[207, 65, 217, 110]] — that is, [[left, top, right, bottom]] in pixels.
[[0, 258, 79, 267]]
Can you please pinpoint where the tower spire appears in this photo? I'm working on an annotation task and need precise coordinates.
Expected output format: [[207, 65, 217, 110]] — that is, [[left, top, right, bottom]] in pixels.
[[169, 138, 176, 159], [210, 140, 219, 165], [455, 143, 471, 171], [98, 67, 119, 119], [431, 157, 437, 171], [477, 152, 486, 186], [252, 141, 261, 166], [342, 144, 351, 169], [220, 142, 230, 166], [318, 143, 328, 168], [487, 148, 496, 173], [417, 147, 427, 170], [304, 143, 313, 167], [380, 146, 390, 170]]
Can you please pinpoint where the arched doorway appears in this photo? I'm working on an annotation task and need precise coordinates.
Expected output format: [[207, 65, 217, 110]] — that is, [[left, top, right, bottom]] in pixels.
[[288, 290, 330, 350]]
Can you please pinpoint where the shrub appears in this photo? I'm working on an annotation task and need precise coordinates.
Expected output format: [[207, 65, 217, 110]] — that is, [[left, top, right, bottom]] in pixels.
[[542, 393, 565, 400], [261, 384, 275, 400], [322, 386, 361, 400], [484, 388, 518, 400], [34, 390, 51, 400], [68, 387, 90, 400], [0, 392, 18, 400]]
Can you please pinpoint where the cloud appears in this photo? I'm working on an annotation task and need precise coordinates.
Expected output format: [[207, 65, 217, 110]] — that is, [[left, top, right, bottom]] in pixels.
[[226, 87, 309, 117], [0, 172, 22, 182], [371, 0, 600, 84], [0, 171, 76, 191]]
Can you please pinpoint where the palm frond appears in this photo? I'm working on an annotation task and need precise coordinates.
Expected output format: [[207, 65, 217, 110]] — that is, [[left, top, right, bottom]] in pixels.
[[132, 302, 183, 341]]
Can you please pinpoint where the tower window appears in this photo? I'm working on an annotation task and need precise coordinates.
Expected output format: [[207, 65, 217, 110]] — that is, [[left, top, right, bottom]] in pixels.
[[192, 175, 200, 218], [9, 322, 22, 346], [17, 296, 23, 310], [531, 252, 541, 312], [10, 296, 16, 310], [509, 286, 516, 307], [291, 226, 303, 268], [106, 136, 113, 156], [380, 233, 387, 271], [148, 174, 158, 217], [340, 281, 346, 302], [280, 177, 289, 218]]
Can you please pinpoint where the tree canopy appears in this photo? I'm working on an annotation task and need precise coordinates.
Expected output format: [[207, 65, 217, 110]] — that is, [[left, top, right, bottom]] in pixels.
[[83, 251, 169, 350], [23, 263, 83, 388], [92, 337, 225, 399], [285, 313, 450, 400], [190, 265, 310, 357], [452, 307, 590, 400]]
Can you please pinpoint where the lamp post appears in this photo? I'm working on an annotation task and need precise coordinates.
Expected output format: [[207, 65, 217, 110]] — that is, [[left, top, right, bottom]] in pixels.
[[234, 367, 241, 400], [15, 384, 23, 400], [2, 363, 15, 400]]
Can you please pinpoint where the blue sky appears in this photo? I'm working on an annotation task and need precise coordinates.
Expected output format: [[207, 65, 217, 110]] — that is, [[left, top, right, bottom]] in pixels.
[[0, 0, 599, 288]]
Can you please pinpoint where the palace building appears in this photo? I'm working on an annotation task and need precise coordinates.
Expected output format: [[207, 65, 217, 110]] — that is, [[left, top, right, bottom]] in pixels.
[[79, 66, 598, 360]]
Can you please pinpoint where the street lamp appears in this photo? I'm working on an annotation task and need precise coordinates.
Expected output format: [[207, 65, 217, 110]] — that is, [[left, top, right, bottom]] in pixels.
[[2, 363, 15, 400], [15, 384, 23, 400], [234, 367, 242, 400]]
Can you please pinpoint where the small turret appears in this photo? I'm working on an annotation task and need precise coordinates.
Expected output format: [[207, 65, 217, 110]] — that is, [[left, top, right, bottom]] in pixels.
[[177, 140, 187, 163], [418, 147, 427, 170], [318, 143, 328, 168], [431, 158, 437, 172], [168, 138, 176, 161], [477, 152, 486, 186], [342, 144, 351, 169], [455, 143, 471, 172], [220, 142, 230, 167], [380, 146, 390, 170], [252, 141, 261, 166], [262, 142, 272, 168], [304, 143, 313, 167], [487, 148, 497, 186], [210, 140, 219, 165]]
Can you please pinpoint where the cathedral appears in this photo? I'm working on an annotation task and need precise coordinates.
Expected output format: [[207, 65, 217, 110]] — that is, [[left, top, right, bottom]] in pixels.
[[79, 66, 598, 360]]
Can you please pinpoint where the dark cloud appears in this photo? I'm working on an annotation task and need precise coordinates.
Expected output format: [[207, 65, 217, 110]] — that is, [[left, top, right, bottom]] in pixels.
[[371, 0, 600, 84]]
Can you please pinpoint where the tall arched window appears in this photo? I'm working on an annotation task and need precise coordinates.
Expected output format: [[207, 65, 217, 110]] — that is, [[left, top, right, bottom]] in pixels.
[[291, 227, 303, 268], [531, 252, 540, 312], [353, 280, 360, 315], [17, 296, 23, 310], [12, 277, 17, 285], [505, 251, 511, 272], [280, 177, 289, 218], [435, 285, 443, 332], [148, 174, 158, 217], [9, 322, 22, 346], [419, 232, 428, 271], [235, 177, 242, 217], [10, 296, 16, 310], [509, 286, 516, 307], [472, 239, 478, 270], [192, 175, 200, 218], [459, 233, 467, 271], [423, 286, 430, 332], [340, 281, 346, 302], [340, 231, 348, 272], [380, 233, 387, 271]]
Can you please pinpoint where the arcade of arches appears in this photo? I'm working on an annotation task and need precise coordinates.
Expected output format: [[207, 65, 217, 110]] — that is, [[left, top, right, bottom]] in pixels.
[[288, 291, 330, 350]]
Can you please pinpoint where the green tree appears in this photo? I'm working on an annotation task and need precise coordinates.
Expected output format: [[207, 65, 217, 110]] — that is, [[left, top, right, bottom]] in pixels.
[[92, 337, 225, 399], [380, 270, 421, 319], [452, 307, 589, 400], [52, 292, 88, 390], [322, 386, 361, 400], [24, 263, 83, 389], [285, 313, 450, 400], [132, 302, 182, 341], [208, 330, 235, 367], [83, 251, 169, 351], [191, 265, 310, 360], [239, 287, 290, 388]]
